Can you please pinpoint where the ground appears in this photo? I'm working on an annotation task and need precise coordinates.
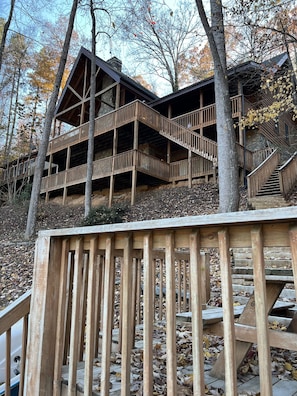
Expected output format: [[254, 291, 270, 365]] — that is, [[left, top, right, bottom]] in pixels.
[[2, 181, 297, 309]]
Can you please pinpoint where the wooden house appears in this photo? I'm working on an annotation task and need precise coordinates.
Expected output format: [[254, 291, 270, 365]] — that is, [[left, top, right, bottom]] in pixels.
[[1, 48, 297, 205]]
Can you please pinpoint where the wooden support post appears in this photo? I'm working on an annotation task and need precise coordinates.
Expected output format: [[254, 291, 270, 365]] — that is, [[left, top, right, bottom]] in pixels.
[[251, 225, 272, 395], [188, 150, 192, 188], [131, 120, 139, 205], [190, 230, 205, 396], [109, 127, 118, 207], [24, 236, 62, 395], [100, 236, 115, 396], [165, 232, 177, 395], [63, 146, 71, 205], [143, 233, 153, 395]]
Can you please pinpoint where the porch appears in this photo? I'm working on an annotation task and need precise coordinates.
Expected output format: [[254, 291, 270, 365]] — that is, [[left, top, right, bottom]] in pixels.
[[2, 206, 297, 395]]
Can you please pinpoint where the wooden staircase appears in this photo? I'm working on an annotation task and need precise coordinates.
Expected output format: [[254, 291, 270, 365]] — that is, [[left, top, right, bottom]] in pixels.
[[248, 166, 289, 209]]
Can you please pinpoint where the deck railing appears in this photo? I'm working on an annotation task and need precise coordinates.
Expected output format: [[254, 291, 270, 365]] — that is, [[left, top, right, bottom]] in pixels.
[[170, 156, 214, 181], [172, 95, 242, 129], [247, 149, 280, 198], [0, 290, 31, 396], [23, 207, 297, 395], [279, 152, 297, 197]]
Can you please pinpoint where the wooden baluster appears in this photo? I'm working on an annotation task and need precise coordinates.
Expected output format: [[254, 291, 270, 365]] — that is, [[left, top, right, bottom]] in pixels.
[[218, 228, 237, 396], [5, 328, 11, 396], [19, 313, 29, 396], [121, 233, 133, 396], [53, 238, 70, 396], [68, 237, 84, 396], [143, 232, 153, 395], [165, 231, 177, 395], [94, 254, 103, 356], [251, 225, 272, 396], [190, 230, 205, 396], [84, 236, 99, 395], [101, 235, 115, 396], [177, 259, 181, 312]]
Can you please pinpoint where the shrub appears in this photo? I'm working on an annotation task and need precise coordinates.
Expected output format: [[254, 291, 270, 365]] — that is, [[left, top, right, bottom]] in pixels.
[[82, 203, 128, 226]]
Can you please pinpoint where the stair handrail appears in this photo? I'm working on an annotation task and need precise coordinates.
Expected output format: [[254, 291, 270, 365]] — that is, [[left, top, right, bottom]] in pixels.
[[0, 290, 31, 396], [137, 101, 218, 164], [247, 149, 280, 198], [279, 151, 297, 197]]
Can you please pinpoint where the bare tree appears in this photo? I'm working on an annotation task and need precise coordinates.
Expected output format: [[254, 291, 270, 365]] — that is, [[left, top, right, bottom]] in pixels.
[[117, 0, 200, 92], [25, 0, 79, 239], [195, 0, 239, 212]]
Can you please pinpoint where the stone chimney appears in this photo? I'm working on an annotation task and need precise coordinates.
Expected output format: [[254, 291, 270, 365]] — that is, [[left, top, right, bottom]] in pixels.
[[107, 56, 122, 72]]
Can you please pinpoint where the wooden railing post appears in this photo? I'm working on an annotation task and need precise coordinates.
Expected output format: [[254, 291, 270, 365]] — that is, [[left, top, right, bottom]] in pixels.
[[24, 236, 62, 395]]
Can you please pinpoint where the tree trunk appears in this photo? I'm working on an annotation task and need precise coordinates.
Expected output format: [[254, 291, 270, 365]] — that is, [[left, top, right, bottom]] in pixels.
[[25, 0, 79, 239], [195, 0, 239, 212], [84, 0, 97, 218], [0, 0, 15, 72]]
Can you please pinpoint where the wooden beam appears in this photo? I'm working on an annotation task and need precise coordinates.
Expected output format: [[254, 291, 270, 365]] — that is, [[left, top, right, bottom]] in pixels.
[[207, 322, 297, 351]]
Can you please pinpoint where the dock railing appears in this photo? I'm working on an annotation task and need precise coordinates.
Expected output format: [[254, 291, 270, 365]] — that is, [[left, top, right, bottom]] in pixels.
[[23, 207, 297, 395]]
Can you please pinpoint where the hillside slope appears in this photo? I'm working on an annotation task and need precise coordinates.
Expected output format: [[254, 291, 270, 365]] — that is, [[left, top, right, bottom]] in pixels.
[[1, 182, 296, 309]]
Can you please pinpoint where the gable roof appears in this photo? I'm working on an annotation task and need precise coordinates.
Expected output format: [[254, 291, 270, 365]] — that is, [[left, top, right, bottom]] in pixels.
[[149, 53, 289, 109], [55, 47, 158, 125]]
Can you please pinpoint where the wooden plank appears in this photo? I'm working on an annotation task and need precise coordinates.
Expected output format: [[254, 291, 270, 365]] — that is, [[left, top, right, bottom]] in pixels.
[[37, 206, 297, 239], [251, 225, 272, 395], [217, 228, 237, 395], [84, 237, 98, 395], [176, 305, 245, 325], [201, 252, 211, 306], [165, 231, 177, 395], [101, 235, 115, 396], [207, 322, 297, 351], [68, 237, 84, 396], [121, 233, 133, 396], [0, 290, 31, 334], [5, 328, 11, 396], [189, 230, 205, 396], [143, 233, 153, 395], [289, 224, 297, 301], [53, 238, 70, 396], [19, 313, 29, 396]]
